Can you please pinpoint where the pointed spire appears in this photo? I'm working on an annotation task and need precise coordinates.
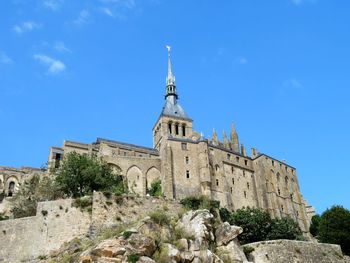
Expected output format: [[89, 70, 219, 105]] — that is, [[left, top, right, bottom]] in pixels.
[[212, 128, 218, 145], [223, 131, 230, 148], [165, 45, 177, 99], [230, 122, 239, 153], [241, 144, 247, 157]]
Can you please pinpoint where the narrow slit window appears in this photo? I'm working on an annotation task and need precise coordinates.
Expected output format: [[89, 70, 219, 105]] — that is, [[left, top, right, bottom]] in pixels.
[[175, 124, 179, 135], [186, 170, 190, 179], [168, 123, 172, 134]]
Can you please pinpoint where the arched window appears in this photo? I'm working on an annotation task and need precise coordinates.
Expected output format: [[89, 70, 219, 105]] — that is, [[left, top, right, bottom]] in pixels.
[[182, 125, 186, 136], [8, 182, 15, 197], [175, 124, 179, 135], [285, 176, 289, 185], [168, 122, 172, 134]]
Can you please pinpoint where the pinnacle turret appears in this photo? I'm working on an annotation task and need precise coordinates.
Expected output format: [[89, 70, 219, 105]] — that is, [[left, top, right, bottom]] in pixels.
[[230, 122, 239, 153], [212, 129, 218, 145]]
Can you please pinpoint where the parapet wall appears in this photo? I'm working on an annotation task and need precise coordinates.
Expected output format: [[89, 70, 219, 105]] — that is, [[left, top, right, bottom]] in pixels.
[[244, 240, 347, 263], [0, 199, 91, 262], [0, 192, 182, 262], [91, 191, 182, 232]]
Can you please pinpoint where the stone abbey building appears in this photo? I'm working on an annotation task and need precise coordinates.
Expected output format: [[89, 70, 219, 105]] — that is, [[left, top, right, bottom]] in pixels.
[[47, 49, 313, 233]]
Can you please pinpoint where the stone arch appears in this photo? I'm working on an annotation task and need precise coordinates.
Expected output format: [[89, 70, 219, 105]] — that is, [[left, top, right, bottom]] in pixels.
[[108, 163, 123, 175], [0, 174, 3, 189], [5, 176, 19, 196], [146, 167, 161, 190], [126, 166, 144, 195]]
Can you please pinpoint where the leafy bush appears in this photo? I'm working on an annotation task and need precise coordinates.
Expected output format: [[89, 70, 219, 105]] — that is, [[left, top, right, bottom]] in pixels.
[[10, 175, 64, 219], [122, 231, 133, 239], [219, 207, 232, 223], [230, 207, 273, 244], [0, 213, 9, 221], [309, 214, 321, 236], [147, 179, 162, 197], [54, 152, 125, 198], [318, 205, 350, 255], [180, 196, 220, 212], [72, 196, 93, 211], [150, 210, 170, 226], [127, 254, 140, 263], [268, 217, 302, 240]]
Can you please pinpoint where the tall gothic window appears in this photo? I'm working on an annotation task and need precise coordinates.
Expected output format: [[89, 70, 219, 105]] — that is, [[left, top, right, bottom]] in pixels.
[[182, 125, 186, 136], [168, 122, 172, 134]]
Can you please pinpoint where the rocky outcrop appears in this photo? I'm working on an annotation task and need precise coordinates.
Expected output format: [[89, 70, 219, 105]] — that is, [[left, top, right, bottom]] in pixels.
[[244, 240, 348, 263], [34, 208, 349, 263]]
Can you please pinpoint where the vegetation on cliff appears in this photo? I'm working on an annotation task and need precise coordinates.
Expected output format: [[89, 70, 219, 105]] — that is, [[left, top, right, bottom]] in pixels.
[[219, 206, 302, 244], [10, 152, 126, 218], [310, 205, 350, 255], [54, 152, 125, 198]]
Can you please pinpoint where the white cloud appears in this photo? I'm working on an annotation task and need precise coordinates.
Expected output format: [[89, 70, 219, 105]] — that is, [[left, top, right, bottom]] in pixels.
[[100, 7, 115, 17], [33, 54, 66, 74], [283, 78, 303, 89], [99, 0, 136, 9], [13, 21, 41, 35], [234, 56, 248, 65], [42, 0, 63, 11], [291, 0, 303, 5], [291, 0, 317, 6], [54, 41, 71, 53], [73, 10, 90, 25], [0, 52, 13, 64]]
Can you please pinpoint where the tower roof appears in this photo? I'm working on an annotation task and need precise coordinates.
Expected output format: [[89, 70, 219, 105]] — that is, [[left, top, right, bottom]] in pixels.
[[161, 46, 190, 120]]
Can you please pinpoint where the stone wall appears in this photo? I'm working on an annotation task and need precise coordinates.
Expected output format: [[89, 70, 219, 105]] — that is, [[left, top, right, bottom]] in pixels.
[[0, 199, 91, 262], [244, 240, 347, 263], [91, 191, 182, 232], [0, 192, 183, 262]]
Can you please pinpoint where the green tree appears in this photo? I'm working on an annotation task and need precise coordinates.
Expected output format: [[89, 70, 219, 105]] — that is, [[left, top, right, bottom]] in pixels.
[[318, 205, 350, 255], [309, 214, 321, 237], [267, 217, 302, 240], [54, 152, 125, 197], [147, 179, 162, 197], [230, 207, 273, 244], [10, 175, 64, 218]]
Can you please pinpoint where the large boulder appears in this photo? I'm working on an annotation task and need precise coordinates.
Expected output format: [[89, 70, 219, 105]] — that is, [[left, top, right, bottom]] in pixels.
[[215, 222, 243, 246], [216, 239, 248, 263], [176, 210, 214, 251], [137, 216, 171, 241]]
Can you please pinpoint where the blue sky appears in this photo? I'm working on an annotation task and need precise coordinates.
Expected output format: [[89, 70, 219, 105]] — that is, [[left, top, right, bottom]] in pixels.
[[0, 0, 349, 214]]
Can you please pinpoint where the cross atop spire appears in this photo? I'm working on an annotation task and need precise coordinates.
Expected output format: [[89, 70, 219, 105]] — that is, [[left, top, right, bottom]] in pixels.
[[165, 45, 177, 99]]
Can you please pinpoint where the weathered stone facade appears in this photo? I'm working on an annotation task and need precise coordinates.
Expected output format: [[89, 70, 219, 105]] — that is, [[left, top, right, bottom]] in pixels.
[[48, 50, 313, 234]]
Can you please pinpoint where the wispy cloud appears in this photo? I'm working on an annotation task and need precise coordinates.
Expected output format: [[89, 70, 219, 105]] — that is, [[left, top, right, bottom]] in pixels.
[[13, 21, 41, 35], [54, 41, 71, 53], [99, 0, 136, 9], [291, 0, 317, 6], [283, 78, 303, 89], [73, 9, 90, 25], [234, 56, 248, 65], [0, 51, 13, 65], [33, 54, 66, 74], [100, 7, 115, 18], [42, 0, 63, 11]]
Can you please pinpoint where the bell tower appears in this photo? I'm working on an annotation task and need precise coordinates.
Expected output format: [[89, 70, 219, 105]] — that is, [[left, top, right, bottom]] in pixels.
[[152, 46, 193, 151]]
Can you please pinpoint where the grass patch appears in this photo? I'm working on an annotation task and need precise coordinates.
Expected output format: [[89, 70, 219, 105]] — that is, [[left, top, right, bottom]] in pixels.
[[243, 246, 255, 258], [149, 210, 170, 226], [127, 254, 140, 263]]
